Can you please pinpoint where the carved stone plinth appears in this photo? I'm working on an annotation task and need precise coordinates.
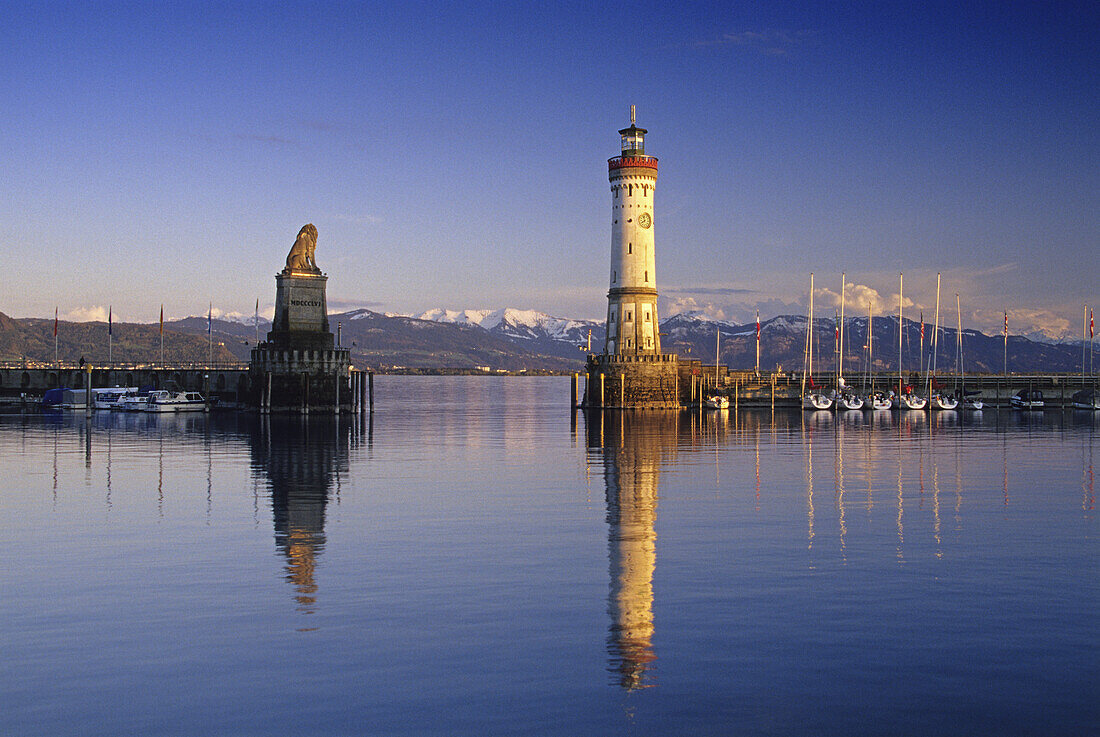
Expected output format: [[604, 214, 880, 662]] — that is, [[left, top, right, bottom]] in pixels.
[[267, 273, 332, 351]]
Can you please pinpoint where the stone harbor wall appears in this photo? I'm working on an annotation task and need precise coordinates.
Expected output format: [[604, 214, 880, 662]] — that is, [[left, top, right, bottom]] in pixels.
[[584, 354, 681, 409]]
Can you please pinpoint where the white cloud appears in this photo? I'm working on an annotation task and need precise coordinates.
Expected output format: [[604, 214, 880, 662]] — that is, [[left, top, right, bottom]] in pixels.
[[63, 306, 110, 322], [973, 308, 1073, 341]]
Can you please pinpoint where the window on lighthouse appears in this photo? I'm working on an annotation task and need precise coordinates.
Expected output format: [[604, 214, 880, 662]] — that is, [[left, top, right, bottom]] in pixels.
[[627, 243, 632, 254]]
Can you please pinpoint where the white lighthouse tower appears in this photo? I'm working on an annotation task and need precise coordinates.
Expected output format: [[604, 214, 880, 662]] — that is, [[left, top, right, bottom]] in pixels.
[[585, 108, 680, 409], [605, 106, 661, 356]]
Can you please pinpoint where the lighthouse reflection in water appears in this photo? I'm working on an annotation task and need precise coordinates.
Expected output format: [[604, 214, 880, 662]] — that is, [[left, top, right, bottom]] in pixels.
[[587, 410, 679, 690]]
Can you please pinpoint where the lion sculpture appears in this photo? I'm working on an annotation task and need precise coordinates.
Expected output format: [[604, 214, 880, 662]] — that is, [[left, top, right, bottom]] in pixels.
[[284, 223, 319, 273]]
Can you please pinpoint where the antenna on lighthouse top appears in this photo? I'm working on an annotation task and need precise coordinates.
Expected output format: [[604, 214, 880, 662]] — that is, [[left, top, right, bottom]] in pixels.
[[630, 105, 636, 125]]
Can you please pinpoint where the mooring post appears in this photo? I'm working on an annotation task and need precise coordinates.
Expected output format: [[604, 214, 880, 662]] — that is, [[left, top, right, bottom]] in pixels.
[[771, 375, 775, 410], [735, 378, 739, 411], [570, 373, 578, 408], [600, 372, 605, 408], [265, 371, 272, 414], [620, 372, 625, 408], [335, 370, 341, 415], [368, 371, 375, 412], [85, 365, 92, 416]]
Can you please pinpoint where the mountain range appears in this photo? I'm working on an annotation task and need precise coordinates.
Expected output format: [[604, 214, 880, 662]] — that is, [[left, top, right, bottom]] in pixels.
[[2, 308, 1095, 374]]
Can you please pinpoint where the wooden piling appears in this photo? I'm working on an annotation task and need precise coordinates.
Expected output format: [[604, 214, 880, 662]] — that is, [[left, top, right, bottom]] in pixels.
[[570, 373, 577, 407], [600, 373, 605, 408], [620, 372, 625, 408], [368, 371, 375, 412]]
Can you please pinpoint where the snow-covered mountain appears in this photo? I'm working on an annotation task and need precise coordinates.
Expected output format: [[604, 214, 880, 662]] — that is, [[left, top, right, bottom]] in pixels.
[[401, 307, 604, 357]]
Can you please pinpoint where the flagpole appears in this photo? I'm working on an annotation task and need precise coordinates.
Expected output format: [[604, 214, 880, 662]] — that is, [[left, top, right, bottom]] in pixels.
[[108, 306, 113, 366], [755, 309, 760, 375], [54, 306, 58, 367], [1084, 305, 1088, 382], [160, 304, 164, 368], [207, 301, 213, 366], [254, 298, 259, 348]]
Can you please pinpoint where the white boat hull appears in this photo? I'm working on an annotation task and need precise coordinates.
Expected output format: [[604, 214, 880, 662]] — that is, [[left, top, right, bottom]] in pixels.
[[803, 393, 834, 410], [704, 396, 729, 410], [863, 394, 892, 411], [836, 394, 864, 411], [930, 394, 958, 410], [894, 394, 927, 410]]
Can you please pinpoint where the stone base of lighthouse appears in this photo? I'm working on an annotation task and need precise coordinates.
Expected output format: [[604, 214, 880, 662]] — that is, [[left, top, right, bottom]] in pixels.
[[584, 354, 681, 409]]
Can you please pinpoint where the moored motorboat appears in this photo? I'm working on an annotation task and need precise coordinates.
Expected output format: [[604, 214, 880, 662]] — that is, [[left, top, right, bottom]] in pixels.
[[144, 390, 206, 413], [93, 387, 138, 410], [1011, 389, 1044, 410], [1071, 389, 1100, 410], [119, 394, 151, 411]]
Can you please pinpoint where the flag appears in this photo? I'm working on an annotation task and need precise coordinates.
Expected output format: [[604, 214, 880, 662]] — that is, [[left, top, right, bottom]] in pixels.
[[920, 311, 924, 341], [108, 306, 112, 336], [1090, 309, 1094, 339], [207, 302, 212, 335], [159, 305, 164, 335], [53, 307, 58, 337], [1003, 311, 1008, 337], [755, 310, 761, 342]]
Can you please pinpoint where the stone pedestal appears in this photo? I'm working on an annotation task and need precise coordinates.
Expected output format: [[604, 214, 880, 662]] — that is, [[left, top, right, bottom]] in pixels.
[[268, 272, 333, 350], [249, 270, 352, 412]]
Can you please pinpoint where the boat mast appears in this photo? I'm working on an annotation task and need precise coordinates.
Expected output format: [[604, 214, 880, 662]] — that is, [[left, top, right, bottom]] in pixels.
[[956, 293, 964, 394], [715, 327, 720, 391], [839, 272, 846, 386], [868, 299, 874, 393], [898, 273, 903, 395], [807, 273, 815, 395], [927, 272, 941, 399]]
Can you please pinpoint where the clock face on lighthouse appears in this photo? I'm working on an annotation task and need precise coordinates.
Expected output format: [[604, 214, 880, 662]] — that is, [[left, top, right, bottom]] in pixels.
[[638, 212, 652, 229]]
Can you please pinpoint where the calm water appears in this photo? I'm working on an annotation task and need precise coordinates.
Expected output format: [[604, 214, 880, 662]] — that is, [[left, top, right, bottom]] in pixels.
[[2, 376, 1097, 736]]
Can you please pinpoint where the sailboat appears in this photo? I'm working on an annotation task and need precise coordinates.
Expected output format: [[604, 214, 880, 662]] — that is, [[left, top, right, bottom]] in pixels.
[[954, 294, 983, 410], [835, 273, 864, 410], [705, 327, 729, 409], [802, 273, 834, 410], [863, 299, 891, 410], [926, 273, 958, 410], [893, 273, 927, 410]]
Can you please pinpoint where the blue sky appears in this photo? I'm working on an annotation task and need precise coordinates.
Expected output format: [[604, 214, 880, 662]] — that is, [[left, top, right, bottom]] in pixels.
[[4, 1, 1097, 338]]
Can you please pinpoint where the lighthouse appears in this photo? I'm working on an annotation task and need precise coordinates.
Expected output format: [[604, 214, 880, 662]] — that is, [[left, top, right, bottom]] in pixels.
[[605, 106, 661, 355], [585, 108, 680, 409]]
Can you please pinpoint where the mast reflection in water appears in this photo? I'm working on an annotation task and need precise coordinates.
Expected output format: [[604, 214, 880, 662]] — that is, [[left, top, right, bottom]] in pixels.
[[250, 416, 355, 619], [586, 409, 680, 690]]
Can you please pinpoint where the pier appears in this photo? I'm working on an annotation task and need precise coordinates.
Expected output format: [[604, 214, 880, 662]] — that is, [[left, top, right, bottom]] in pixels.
[[577, 364, 1099, 411], [0, 361, 374, 412]]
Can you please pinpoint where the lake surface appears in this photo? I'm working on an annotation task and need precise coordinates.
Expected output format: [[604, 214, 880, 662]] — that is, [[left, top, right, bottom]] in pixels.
[[2, 376, 1097, 736]]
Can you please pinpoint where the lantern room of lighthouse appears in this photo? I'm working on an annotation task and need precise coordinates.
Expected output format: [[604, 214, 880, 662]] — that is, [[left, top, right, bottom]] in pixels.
[[605, 107, 661, 356]]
